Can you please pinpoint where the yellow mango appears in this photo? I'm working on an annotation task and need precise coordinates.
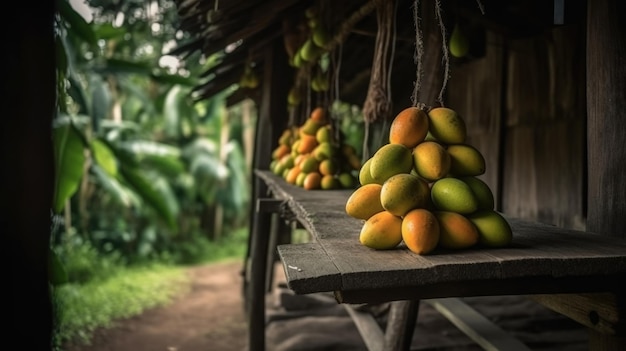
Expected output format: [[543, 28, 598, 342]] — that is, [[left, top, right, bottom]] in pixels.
[[435, 211, 479, 249], [380, 173, 430, 217], [359, 211, 403, 250], [413, 141, 451, 181], [447, 144, 486, 176], [345, 183, 385, 220], [427, 107, 466, 144], [369, 143, 413, 184]]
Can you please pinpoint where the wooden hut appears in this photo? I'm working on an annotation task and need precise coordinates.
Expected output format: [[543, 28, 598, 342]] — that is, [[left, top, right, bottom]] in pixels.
[[170, 0, 626, 350]]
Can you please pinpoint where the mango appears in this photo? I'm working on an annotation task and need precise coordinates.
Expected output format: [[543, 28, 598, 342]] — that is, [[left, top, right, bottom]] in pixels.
[[380, 173, 430, 217], [345, 183, 385, 220], [460, 176, 494, 210], [320, 174, 340, 190], [388, 107, 429, 149], [316, 125, 332, 142], [467, 210, 513, 248], [359, 211, 403, 250], [447, 144, 486, 176], [359, 157, 375, 185], [413, 141, 451, 181], [449, 23, 470, 58], [427, 107, 466, 144], [402, 208, 440, 255], [431, 177, 478, 214], [369, 143, 413, 184], [337, 172, 356, 189], [312, 141, 334, 161], [434, 211, 479, 249]]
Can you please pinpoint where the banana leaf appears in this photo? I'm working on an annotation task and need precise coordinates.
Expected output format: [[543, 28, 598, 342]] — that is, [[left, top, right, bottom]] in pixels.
[[91, 138, 118, 177], [52, 120, 86, 214], [58, 0, 96, 46], [91, 164, 140, 208], [120, 167, 179, 231]]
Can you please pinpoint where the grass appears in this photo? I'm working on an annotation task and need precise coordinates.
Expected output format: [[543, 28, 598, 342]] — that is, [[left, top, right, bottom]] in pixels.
[[53, 264, 190, 348], [53, 227, 250, 350]]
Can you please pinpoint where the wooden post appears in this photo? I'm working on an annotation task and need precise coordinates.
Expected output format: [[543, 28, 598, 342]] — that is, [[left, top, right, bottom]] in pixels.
[[0, 3, 55, 349], [247, 37, 290, 351], [586, 0, 626, 349]]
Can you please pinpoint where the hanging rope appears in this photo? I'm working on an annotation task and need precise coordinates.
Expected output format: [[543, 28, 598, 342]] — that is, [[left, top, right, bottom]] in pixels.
[[411, 0, 424, 107], [434, 0, 450, 106], [362, 0, 396, 158]]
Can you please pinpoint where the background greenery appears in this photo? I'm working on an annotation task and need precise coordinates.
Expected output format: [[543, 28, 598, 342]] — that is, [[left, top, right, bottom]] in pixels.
[[52, 1, 365, 349]]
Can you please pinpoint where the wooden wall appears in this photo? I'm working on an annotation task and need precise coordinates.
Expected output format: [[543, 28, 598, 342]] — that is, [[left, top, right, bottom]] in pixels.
[[447, 23, 587, 230]]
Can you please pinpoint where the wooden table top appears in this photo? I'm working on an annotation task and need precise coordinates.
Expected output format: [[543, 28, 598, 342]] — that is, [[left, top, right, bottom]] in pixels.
[[255, 170, 626, 304]]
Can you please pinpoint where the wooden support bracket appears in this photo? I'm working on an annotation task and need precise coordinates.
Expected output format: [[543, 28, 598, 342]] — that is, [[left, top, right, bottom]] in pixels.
[[528, 293, 626, 336]]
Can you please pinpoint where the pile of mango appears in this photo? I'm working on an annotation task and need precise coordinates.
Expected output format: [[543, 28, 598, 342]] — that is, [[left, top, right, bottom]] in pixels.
[[270, 107, 360, 190], [345, 106, 512, 255]]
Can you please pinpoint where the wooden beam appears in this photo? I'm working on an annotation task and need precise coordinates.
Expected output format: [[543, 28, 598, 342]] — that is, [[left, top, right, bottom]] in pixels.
[[344, 305, 385, 351], [426, 298, 532, 351], [529, 293, 626, 336], [573, 0, 625, 348]]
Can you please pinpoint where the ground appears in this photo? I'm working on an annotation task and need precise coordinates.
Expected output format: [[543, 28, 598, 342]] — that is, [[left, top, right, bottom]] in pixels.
[[62, 259, 249, 351]]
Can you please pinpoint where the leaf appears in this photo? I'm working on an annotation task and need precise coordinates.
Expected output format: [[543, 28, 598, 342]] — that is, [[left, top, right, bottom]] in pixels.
[[58, 0, 97, 45], [216, 142, 249, 211], [93, 23, 126, 40], [90, 74, 111, 123], [151, 72, 198, 87], [120, 167, 179, 230], [117, 77, 156, 115], [52, 120, 86, 214], [141, 154, 186, 178], [96, 58, 153, 75], [91, 138, 118, 177], [116, 140, 184, 176], [67, 74, 90, 115], [91, 164, 140, 208], [163, 85, 183, 139], [49, 247, 68, 286]]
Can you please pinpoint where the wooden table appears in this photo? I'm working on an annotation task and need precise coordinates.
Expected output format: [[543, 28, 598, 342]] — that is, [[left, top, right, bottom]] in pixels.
[[247, 169, 626, 350]]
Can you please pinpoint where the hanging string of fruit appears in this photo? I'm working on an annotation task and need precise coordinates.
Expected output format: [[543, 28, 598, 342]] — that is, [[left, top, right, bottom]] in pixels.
[[269, 4, 366, 191], [345, 0, 513, 255]]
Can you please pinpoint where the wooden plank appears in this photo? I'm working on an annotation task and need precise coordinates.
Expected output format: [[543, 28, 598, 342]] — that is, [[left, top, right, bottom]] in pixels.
[[276, 242, 342, 294], [529, 293, 626, 335], [426, 298, 532, 351], [335, 274, 624, 304], [587, 1, 626, 348], [259, 170, 626, 298], [586, 0, 626, 240], [344, 305, 385, 351]]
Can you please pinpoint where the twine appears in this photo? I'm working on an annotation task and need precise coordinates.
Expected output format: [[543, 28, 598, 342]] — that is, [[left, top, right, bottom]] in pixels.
[[411, 0, 423, 107], [362, 0, 396, 158], [434, 0, 449, 106], [362, 0, 395, 124]]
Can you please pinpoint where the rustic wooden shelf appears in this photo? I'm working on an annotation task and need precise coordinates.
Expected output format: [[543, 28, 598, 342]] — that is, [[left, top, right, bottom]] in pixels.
[[254, 170, 626, 305]]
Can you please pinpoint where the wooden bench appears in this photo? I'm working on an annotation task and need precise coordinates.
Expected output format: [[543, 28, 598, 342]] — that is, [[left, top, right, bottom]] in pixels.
[[247, 170, 626, 350]]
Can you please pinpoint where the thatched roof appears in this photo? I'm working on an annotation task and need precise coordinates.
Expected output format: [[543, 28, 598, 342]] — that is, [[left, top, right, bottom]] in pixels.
[[171, 0, 566, 109]]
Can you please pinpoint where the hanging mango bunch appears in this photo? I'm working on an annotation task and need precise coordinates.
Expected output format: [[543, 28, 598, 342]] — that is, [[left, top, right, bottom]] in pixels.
[[238, 63, 259, 89]]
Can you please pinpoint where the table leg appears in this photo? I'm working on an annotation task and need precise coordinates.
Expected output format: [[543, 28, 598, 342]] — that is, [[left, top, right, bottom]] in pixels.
[[248, 200, 271, 351], [383, 300, 420, 351]]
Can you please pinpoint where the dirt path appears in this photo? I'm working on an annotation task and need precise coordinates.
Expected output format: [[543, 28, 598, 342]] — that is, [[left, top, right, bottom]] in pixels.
[[63, 259, 249, 351]]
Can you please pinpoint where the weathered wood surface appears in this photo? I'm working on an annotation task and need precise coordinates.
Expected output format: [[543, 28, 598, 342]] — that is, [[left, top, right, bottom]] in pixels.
[[256, 170, 626, 302]]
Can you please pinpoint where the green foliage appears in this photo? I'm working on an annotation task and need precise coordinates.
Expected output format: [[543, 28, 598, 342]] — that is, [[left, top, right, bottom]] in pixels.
[[52, 118, 87, 214], [55, 238, 126, 284], [51, 226, 248, 348], [52, 264, 189, 348], [168, 226, 248, 265]]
